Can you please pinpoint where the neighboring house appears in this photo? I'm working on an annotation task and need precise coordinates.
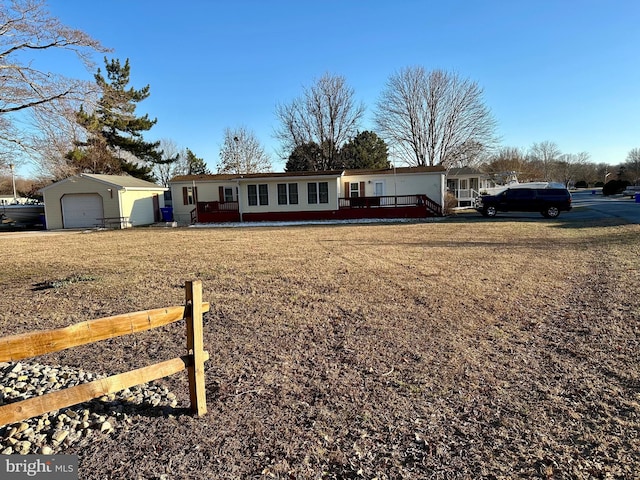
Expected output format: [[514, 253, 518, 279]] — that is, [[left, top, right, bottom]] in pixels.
[[41, 173, 168, 230], [0, 196, 28, 205], [169, 166, 446, 224], [446, 167, 495, 207]]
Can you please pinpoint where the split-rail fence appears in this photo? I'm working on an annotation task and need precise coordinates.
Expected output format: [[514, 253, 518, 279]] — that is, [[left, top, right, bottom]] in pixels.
[[0, 280, 209, 427]]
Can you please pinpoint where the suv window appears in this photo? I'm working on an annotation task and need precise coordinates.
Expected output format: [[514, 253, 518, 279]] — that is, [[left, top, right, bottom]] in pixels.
[[536, 188, 566, 197], [506, 189, 535, 199]]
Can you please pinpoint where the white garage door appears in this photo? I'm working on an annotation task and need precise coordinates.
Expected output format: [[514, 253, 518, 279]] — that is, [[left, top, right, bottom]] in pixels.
[[61, 194, 104, 229]]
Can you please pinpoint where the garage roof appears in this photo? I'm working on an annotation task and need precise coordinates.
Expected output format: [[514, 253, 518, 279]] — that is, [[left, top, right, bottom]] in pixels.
[[41, 173, 168, 192]]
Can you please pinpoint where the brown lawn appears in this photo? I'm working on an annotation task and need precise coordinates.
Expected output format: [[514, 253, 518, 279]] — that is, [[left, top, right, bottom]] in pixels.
[[0, 217, 639, 479]]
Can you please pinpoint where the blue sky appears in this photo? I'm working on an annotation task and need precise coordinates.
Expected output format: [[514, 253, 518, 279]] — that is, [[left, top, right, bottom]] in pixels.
[[35, 0, 640, 173]]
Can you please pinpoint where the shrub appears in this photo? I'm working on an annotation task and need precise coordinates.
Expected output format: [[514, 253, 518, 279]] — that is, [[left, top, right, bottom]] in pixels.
[[602, 179, 630, 196], [575, 180, 588, 189], [443, 192, 459, 215]]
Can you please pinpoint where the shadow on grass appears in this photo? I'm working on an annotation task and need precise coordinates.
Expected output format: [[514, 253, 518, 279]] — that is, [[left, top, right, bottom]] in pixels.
[[444, 210, 636, 228]]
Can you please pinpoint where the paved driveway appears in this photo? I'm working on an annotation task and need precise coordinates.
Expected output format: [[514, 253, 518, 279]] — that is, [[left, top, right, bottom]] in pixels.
[[0, 228, 84, 240]]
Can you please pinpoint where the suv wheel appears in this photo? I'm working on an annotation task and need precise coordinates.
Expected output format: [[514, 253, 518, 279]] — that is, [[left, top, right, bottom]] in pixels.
[[542, 206, 560, 218], [485, 206, 497, 217]]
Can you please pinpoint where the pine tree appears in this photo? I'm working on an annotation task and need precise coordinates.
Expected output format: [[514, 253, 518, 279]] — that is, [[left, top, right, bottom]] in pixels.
[[285, 142, 323, 172], [185, 149, 210, 175], [69, 58, 161, 181]]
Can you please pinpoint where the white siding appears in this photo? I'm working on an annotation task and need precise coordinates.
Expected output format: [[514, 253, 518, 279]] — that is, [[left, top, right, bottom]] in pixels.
[[238, 178, 340, 214], [120, 190, 161, 226]]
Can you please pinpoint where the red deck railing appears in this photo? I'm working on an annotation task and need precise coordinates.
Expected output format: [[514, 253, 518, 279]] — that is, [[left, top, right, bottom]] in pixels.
[[191, 195, 441, 223]]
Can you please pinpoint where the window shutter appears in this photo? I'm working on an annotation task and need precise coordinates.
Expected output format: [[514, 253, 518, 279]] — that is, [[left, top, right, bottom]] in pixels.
[[359, 181, 365, 197], [182, 187, 188, 205], [218, 186, 224, 203], [344, 182, 349, 198]]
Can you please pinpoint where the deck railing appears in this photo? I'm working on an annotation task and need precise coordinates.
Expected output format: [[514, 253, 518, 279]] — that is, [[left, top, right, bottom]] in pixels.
[[339, 195, 442, 215], [449, 188, 480, 207], [451, 188, 480, 200], [199, 201, 239, 212]]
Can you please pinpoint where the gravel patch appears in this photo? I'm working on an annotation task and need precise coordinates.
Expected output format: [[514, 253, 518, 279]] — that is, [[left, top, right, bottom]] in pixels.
[[0, 361, 179, 455]]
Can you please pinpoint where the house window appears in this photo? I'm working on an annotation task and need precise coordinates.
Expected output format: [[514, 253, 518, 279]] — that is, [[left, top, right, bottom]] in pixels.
[[182, 186, 197, 205], [224, 187, 234, 202], [248, 185, 258, 206], [350, 182, 360, 198], [319, 182, 328, 203], [374, 181, 384, 197], [278, 184, 287, 205], [278, 183, 299, 205], [307, 182, 317, 204], [289, 183, 299, 204], [248, 184, 268, 206], [258, 184, 269, 205], [308, 182, 329, 204]]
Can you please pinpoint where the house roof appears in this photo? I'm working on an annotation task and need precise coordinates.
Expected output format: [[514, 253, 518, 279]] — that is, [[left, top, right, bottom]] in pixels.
[[171, 171, 345, 183], [447, 166, 484, 177], [344, 166, 446, 176], [40, 173, 167, 192], [170, 173, 239, 182]]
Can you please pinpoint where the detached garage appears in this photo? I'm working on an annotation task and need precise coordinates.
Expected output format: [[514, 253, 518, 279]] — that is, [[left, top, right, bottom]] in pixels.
[[41, 174, 168, 230]]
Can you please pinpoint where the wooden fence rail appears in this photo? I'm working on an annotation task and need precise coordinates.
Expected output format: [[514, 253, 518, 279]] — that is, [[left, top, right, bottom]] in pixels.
[[0, 280, 209, 427]]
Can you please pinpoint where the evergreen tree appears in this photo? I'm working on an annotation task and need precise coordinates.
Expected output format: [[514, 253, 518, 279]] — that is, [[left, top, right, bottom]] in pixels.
[[339, 131, 389, 169], [185, 148, 210, 175], [69, 58, 161, 181], [285, 142, 322, 171]]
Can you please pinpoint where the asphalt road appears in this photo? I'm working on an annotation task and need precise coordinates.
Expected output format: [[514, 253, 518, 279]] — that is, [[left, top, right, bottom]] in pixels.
[[568, 189, 640, 224], [452, 188, 640, 225]]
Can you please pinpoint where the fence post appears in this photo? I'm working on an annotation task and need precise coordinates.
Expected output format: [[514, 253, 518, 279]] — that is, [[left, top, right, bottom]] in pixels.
[[185, 280, 207, 416]]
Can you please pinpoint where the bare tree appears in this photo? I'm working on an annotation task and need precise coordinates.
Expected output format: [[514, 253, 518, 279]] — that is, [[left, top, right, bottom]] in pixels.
[[528, 141, 561, 181], [374, 67, 497, 168], [554, 151, 590, 186], [29, 92, 99, 179], [481, 146, 539, 182], [625, 148, 640, 185], [218, 126, 272, 174], [0, 0, 107, 167], [275, 73, 365, 170], [152, 139, 183, 186]]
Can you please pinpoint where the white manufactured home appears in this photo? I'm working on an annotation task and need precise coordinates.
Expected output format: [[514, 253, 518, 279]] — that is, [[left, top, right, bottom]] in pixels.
[[169, 166, 446, 224]]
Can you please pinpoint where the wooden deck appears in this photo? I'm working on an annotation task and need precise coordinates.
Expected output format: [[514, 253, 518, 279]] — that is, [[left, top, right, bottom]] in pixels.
[[191, 195, 442, 224]]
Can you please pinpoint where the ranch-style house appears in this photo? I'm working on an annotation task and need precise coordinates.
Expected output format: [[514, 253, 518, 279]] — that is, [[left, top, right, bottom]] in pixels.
[[169, 166, 446, 224]]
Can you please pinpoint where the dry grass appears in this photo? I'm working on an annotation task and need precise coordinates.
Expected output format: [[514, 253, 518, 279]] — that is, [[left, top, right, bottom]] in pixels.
[[1, 218, 639, 479]]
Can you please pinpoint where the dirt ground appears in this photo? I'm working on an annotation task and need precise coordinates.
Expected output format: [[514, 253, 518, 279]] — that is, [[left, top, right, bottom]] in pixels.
[[0, 218, 638, 479]]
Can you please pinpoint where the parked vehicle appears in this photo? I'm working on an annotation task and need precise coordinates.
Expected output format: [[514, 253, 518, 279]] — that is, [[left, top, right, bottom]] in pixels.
[[475, 185, 572, 218], [621, 185, 640, 198], [0, 201, 45, 226]]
